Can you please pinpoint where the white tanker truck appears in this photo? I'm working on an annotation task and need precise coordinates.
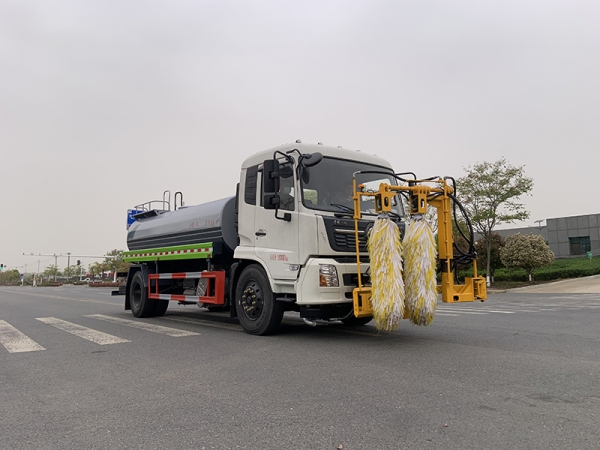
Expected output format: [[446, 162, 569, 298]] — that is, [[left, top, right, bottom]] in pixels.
[[120, 141, 486, 335]]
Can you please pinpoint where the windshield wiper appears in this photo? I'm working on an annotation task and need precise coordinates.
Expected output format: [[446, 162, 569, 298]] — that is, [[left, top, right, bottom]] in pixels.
[[330, 203, 354, 213]]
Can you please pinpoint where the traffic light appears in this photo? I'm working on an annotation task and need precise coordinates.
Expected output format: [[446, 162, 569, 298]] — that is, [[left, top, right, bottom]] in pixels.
[[0, 264, 4, 270], [77, 260, 81, 266]]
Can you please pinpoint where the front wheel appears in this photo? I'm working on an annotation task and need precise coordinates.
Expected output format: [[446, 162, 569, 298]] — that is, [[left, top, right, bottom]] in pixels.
[[235, 265, 284, 336]]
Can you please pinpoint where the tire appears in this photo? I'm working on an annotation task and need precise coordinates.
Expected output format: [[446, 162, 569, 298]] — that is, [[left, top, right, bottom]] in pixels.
[[154, 300, 169, 317], [235, 265, 284, 336], [341, 315, 372, 326], [129, 271, 155, 318]]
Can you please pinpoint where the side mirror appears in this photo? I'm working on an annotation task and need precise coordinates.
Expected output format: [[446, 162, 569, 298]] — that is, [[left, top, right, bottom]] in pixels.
[[303, 152, 323, 167], [263, 159, 280, 194], [301, 167, 310, 184], [263, 193, 281, 210], [279, 165, 294, 178]]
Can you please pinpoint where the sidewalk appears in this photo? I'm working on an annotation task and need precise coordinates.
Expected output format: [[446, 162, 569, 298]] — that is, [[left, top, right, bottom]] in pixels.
[[505, 274, 600, 294]]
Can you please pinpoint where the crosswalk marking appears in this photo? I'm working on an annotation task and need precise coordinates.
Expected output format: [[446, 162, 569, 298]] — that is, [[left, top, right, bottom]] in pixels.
[[0, 320, 45, 353], [438, 310, 487, 315], [36, 317, 130, 345], [435, 299, 600, 318], [86, 314, 200, 337], [164, 316, 241, 331]]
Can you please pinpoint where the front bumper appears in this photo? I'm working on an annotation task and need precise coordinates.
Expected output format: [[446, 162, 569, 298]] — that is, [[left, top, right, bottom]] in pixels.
[[295, 257, 368, 306]]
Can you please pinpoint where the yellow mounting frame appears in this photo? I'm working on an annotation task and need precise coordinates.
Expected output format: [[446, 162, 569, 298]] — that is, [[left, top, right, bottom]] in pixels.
[[351, 177, 486, 317]]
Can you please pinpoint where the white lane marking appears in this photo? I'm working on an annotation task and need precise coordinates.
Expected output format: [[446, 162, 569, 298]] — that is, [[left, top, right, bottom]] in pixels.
[[1, 289, 115, 305], [434, 313, 459, 316], [164, 316, 240, 331], [36, 317, 130, 345], [0, 320, 46, 353], [438, 307, 482, 312], [87, 314, 199, 337]]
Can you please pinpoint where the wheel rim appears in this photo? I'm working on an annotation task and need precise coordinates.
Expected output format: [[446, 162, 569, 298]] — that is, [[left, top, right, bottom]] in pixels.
[[239, 281, 264, 321]]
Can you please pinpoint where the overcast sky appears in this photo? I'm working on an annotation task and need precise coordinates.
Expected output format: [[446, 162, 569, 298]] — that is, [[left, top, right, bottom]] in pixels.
[[1, 0, 599, 272]]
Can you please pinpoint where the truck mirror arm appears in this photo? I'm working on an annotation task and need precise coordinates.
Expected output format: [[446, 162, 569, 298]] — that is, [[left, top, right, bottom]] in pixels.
[[275, 210, 292, 222]]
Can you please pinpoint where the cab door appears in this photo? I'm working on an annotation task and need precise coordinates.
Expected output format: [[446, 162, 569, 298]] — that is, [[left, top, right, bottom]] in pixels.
[[253, 171, 299, 280]]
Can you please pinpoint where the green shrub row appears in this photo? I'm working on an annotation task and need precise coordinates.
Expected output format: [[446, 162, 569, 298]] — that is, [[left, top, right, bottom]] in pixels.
[[457, 256, 600, 282]]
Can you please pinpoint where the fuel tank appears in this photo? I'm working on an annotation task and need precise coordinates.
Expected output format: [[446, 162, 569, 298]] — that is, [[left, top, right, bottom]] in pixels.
[[126, 196, 237, 254]]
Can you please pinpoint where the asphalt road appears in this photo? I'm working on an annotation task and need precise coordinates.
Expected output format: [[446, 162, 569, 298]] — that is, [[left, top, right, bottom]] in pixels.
[[1, 284, 599, 450]]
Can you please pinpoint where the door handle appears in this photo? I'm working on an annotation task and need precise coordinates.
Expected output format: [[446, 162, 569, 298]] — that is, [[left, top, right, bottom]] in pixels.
[[255, 229, 267, 237]]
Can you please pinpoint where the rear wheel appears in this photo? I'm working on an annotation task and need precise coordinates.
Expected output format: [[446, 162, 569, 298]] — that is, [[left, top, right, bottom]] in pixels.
[[154, 300, 169, 316], [129, 271, 155, 318], [235, 265, 284, 335]]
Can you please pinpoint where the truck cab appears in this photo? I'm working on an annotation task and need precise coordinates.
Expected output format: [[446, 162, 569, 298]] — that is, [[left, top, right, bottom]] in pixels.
[[233, 142, 404, 330]]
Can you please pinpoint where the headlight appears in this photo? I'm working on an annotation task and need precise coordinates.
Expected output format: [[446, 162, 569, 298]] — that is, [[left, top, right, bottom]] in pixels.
[[319, 264, 339, 287]]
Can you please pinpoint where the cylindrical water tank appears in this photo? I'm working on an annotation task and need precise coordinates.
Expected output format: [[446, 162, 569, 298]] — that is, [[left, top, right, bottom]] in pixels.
[[126, 196, 237, 254]]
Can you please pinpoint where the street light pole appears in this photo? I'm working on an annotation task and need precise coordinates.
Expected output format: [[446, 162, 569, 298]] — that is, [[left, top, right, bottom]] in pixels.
[[66, 252, 71, 283], [53, 253, 59, 281]]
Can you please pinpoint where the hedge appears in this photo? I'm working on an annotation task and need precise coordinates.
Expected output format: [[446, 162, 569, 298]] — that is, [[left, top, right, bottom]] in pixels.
[[457, 256, 600, 282]]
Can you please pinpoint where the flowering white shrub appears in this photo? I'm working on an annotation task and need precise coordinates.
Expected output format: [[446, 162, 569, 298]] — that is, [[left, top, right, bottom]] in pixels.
[[500, 233, 555, 281]]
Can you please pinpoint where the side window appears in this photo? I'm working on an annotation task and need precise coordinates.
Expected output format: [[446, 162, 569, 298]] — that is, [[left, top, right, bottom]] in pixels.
[[244, 165, 258, 205], [303, 189, 318, 206], [259, 165, 296, 211], [278, 174, 295, 211]]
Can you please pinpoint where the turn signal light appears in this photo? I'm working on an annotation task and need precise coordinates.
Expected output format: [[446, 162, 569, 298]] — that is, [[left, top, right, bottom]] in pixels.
[[319, 264, 339, 287]]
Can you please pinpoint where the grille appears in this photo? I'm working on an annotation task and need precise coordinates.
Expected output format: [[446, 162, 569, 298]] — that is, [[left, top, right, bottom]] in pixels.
[[333, 231, 368, 253]]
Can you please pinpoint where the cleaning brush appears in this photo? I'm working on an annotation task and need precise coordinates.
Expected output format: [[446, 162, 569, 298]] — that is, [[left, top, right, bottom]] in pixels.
[[367, 213, 405, 331], [403, 216, 438, 325]]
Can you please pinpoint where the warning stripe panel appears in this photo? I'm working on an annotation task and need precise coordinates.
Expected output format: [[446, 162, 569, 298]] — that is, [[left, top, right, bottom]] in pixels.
[[153, 272, 204, 280], [147, 271, 226, 305], [148, 293, 204, 302]]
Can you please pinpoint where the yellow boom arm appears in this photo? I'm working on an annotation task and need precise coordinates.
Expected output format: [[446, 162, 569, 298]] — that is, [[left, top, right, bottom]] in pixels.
[[351, 178, 486, 318]]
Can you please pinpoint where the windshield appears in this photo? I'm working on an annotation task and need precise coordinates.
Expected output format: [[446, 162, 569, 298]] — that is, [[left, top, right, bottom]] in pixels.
[[300, 157, 403, 216]]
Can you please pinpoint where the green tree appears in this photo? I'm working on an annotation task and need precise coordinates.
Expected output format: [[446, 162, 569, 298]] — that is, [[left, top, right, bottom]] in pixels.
[[500, 233, 554, 281], [457, 158, 533, 284], [89, 262, 104, 279], [103, 249, 130, 282], [0, 269, 21, 285], [43, 264, 61, 282], [63, 265, 80, 282], [475, 233, 505, 281]]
